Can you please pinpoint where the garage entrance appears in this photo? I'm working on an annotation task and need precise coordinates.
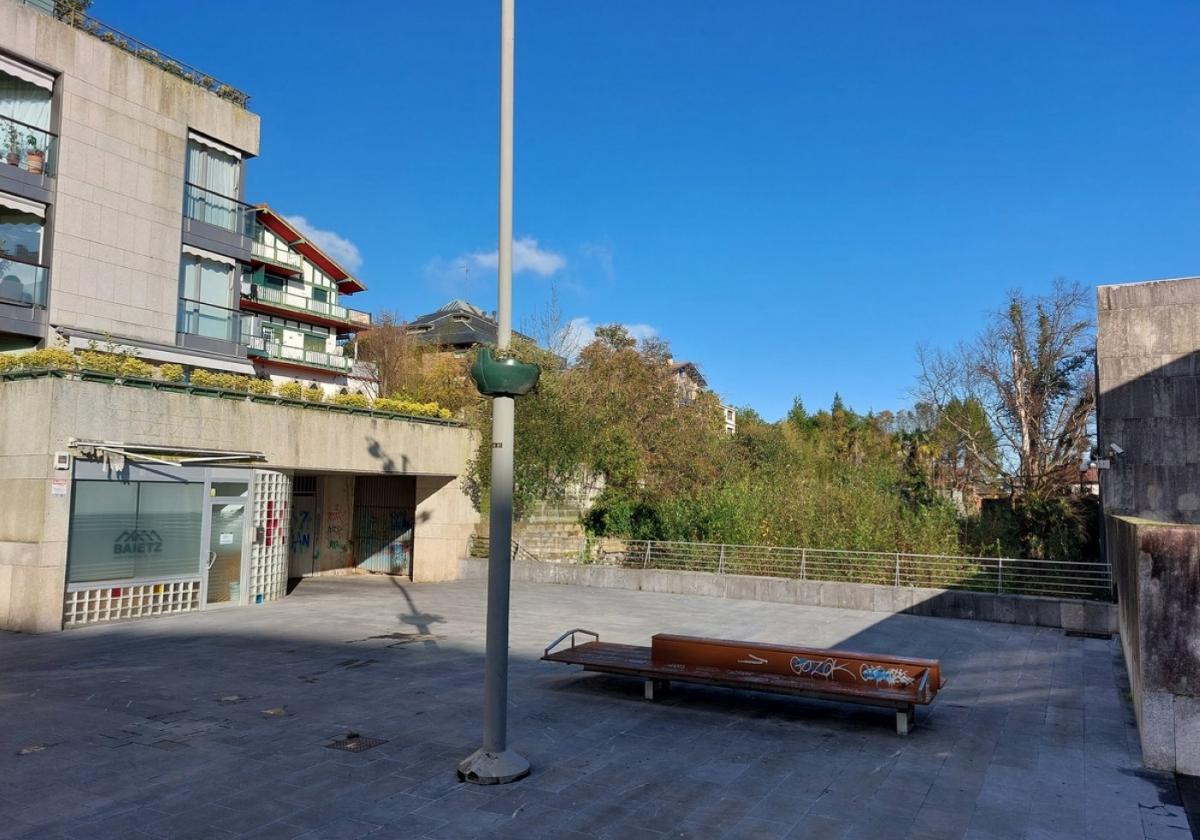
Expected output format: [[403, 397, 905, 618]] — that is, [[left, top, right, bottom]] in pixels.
[[353, 476, 416, 578]]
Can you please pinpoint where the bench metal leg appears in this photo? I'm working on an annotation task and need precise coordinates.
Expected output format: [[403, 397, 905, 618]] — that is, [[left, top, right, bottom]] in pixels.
[[644, 679, 669, 701], [896, 705, 915, 736]]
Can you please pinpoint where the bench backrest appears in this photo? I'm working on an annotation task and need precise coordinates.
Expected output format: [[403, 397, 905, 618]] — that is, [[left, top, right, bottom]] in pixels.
[[651, 634, 941, 703]]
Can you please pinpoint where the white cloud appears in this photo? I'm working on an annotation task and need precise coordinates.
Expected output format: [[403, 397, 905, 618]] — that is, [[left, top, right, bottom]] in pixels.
[[467, 236, 566, 278], [284, 215, 363, 272], [559, 316, 658, 360]]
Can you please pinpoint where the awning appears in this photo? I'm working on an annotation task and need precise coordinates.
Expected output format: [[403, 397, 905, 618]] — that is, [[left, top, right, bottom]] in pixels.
[[0, 54, 54, 92], [0, 191, 46, 218], [187, 130, 244, 160], [182, 244, 237, 266], [70, 439, 266, 467]]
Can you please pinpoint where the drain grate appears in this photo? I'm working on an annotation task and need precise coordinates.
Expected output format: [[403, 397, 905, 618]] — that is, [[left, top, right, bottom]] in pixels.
[[326, 734, 388, 753], [1065, 630, 1113, 640]]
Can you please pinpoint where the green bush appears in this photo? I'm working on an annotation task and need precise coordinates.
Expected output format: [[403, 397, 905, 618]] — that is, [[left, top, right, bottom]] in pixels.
[[277, 381, 303, 400], [303, 385, 324, 403], [78, 350, 123, 374], [6, 348, 79, 371], [119, 357, 155, 379], [332, 393, 370, 408], [247, 378, 274, 396], [374, 397, 449, 418], [159, 363, 184, 382]]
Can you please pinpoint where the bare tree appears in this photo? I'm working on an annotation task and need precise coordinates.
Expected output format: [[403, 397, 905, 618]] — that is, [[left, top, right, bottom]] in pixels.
[[353, 310, 424, 397], [917, 280, 1095, 497]]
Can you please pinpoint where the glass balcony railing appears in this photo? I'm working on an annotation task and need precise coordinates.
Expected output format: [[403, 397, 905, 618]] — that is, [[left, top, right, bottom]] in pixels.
[[178, 300, 241, 343], [1, 114, 56, 178], [250, 232, 303, 271], [183, 183, 255, 236], [0, 258, 48, 307], [245, 282, 371, 327]]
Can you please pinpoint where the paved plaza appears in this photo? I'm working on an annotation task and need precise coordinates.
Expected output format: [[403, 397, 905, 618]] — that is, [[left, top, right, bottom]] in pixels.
[[0, 576, 1192, 840]]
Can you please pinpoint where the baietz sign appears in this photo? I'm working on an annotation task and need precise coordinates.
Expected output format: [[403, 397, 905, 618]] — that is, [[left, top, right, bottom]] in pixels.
[[113, 529, 163, 555]]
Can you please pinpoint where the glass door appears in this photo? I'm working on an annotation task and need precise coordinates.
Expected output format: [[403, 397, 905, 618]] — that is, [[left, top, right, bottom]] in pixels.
[[205, 498, 248, 606]]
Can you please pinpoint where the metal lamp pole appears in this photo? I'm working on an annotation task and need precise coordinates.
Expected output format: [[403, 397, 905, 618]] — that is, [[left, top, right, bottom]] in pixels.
[[457, 0, 530, 786]]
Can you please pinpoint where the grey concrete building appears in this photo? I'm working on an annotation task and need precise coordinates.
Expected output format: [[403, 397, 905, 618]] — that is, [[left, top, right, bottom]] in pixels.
[[0, 1, 479, 633], [1096, 275, 1200, 776]]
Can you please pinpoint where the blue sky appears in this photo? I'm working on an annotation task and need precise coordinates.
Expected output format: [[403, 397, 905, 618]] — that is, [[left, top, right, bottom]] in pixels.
[[100, 1, 1200, 420]]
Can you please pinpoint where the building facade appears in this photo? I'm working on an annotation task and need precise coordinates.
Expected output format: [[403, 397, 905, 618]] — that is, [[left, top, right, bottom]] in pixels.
[[0, 1, 477, 634], [671, 359, 737, 434]]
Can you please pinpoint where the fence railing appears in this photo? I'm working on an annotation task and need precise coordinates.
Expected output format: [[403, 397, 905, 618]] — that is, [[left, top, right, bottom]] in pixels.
[[19, 0, 252, 107], [468, 535, 1113, 602], [1, 113, 56, 177]]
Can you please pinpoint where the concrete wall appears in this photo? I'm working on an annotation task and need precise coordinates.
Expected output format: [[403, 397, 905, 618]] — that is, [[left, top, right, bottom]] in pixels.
[[2, 1, 261, 346], [1096, 278, 1200, 523], [457, 558, 1118, 634], [415, 475, 478, 582], [1107, 514, 1200, 775], [0, 376, 479, 631]]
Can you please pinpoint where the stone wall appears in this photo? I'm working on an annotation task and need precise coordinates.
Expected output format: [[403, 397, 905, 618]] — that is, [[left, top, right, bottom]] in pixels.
[[1096, 278, 1200, 522], [1107, 514, 1200, 774]]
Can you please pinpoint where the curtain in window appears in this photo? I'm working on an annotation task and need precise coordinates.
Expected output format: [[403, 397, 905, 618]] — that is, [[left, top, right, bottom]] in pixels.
[[186, 141, 241, 231], [179, 255, 236, 341], [0, 69, 51, 132]]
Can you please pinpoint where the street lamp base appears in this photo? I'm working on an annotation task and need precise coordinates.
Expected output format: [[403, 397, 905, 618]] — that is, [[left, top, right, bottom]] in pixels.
[[457, 748, 531, 785]]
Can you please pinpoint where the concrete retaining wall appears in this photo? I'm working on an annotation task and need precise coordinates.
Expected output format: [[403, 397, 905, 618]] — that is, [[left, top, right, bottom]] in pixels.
[[1107, 514, 1200, 775], [457, 558, 1118, 633]]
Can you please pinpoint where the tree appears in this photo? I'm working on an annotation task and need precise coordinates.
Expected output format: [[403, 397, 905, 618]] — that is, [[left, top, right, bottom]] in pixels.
[[353, 311, 425, 398], [917, 280, 1094, 497]]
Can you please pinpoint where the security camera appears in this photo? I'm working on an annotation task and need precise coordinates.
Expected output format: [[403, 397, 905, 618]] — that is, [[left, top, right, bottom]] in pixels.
[[1108, 443, 1125, 457]]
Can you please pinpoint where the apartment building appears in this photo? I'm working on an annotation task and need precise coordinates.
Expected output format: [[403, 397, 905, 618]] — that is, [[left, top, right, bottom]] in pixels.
[[671, 359, 737, 434], [0, 1, 477, 633]]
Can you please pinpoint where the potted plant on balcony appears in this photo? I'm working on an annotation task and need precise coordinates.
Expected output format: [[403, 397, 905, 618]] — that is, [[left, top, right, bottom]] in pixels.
[[5, 124, 20, 167], [25, 135, 45, 175]]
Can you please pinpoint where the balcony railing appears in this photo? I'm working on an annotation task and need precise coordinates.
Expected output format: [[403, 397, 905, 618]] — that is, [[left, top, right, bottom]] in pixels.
[[16, 1, 251, 108], [1, 114, 56, 178], [265, 342, 353, 372], [179, 300, 241, 344], [250, 233, 303, 271], [0, 258, 48, 307], [245, 282, 370, 327], [184, 182, 255, 237]]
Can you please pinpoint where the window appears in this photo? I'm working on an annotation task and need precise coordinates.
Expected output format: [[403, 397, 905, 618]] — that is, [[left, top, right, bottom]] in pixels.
[[179, 253, 238, 342], [0, 195, 46, 306], [303, 333, 326, 354], [185, 137, 243, 231], [0, 55, 53, 174], [67, 481, 204, 583], [311, 287, 327, 303]]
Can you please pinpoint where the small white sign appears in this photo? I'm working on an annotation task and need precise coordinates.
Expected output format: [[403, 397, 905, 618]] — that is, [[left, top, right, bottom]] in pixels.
[[219, 532, 234, 545], [50, 479, 68, 497]]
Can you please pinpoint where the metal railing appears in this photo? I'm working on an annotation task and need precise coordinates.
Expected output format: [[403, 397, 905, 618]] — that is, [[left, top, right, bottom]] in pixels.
[[246, 283, 370, 327], [184, 183, 255, 236], [1, 114, 56, 177], [0, 258, 48, 307], [468, 535, 1113, 601], [254, 341, 352, 372], [250, 234, 303, 270], [17, 1, 251, 107]]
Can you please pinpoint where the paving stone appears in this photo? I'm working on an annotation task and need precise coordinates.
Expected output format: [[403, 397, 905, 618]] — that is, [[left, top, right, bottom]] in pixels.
[[0, 577, 1187, 840]]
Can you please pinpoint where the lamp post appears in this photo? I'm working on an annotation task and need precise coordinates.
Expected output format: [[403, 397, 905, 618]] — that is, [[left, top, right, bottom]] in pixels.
[[457, 0, 530, 786]]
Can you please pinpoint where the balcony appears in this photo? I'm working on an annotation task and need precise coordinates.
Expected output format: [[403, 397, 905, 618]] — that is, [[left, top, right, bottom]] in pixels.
[[259, 342, 353, 372], [183, 183, 255, 237], [243, 282, 371, 329], [250, 231, 303, 273], [0, 258, 49, 307], [1, 115, 56, 178]]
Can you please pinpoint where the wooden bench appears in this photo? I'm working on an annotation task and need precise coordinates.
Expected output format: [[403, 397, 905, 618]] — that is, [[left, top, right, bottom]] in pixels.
[[541, 629, 944, 734]]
